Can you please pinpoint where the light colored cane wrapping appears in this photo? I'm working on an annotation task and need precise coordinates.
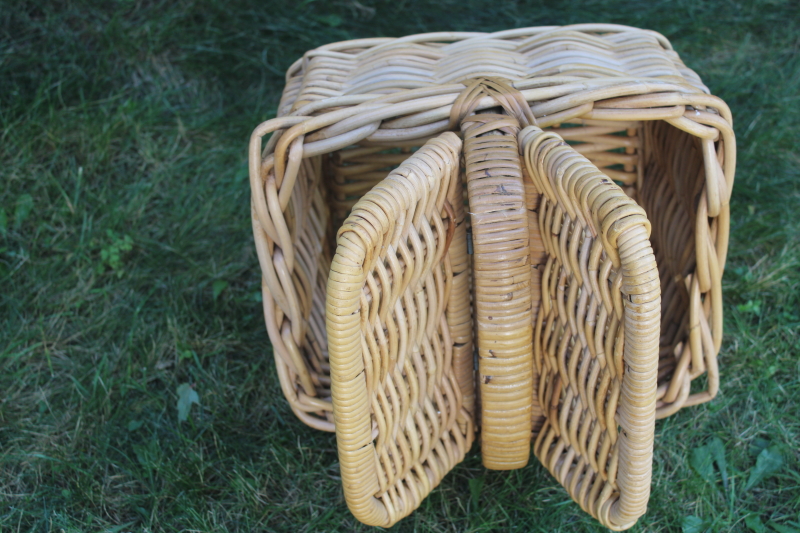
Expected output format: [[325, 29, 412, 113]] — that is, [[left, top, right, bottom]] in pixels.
[[251, 24, 734, 433], [326, 133, 474, 527], [525, 173, 547, 436], [450, 77, 542, 469], [461, 112, 534, 470], [521, 126, 660, 531]]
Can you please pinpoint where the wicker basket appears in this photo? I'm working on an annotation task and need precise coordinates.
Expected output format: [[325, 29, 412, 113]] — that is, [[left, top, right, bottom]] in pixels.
[[249, 24, 735, 528]]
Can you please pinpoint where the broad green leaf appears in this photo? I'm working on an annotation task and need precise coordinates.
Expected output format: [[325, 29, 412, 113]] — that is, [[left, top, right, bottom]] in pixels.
[[769, 521, 800, 533], [682, 515, 705, 533], [749, 438, 770, 457], [690, 445, 714, 483], [127, 420, 144, 432], [690, 437, 728, 489], [745, 514, 767, 533], [317, 14, 342, 27], [177, 383, 200, 422], [708, 437, 728, 489], [468, 475, 484, 508], [14, 193, 33, 228], [745, 446, 784, 490], [737, 299, 762, 315], [212, 280, 228, 301]]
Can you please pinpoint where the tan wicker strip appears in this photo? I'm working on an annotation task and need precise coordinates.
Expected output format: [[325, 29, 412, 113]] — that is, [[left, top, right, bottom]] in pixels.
[[521, 125, 660, 531], [326, 133, 474, 527], [525, 173, 547, 436], [640, 120, 730, 416]]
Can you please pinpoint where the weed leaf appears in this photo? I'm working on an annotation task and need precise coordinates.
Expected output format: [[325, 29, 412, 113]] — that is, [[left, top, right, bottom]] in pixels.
[[212, 280, 228, 301], [690, 445, 714, 483], [737, 299, 762, 315], [745, 514, 767, 533], [749, 438, 770, 457], [99, 230, 134, 276], [682, 515, 705, 533], [690, 437, 727, 488], [177, 383, 200, 422], [708, 437, 728, 489], [468, 475, 484, 508], [745, 446, 783, 490]]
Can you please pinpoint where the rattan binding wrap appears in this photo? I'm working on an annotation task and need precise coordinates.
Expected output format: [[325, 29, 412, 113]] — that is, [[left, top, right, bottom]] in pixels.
[[326, 133, 475, 526], [450, 78, 541, 469], [521, 126, 660, 530], [462, 111, 535, 469], [251, 25, 733, 433]]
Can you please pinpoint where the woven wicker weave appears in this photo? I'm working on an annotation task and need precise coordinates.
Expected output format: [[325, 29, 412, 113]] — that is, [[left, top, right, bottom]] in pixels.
[[521, 126, 660, 530], [326, 133, 474, 526]]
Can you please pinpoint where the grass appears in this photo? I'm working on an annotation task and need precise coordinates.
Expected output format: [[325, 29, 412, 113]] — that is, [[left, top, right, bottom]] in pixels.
[[1, 0, 798, 531]]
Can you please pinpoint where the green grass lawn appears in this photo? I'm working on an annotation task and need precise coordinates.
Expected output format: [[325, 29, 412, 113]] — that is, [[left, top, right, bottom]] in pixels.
[[1, 1, 799, 531]]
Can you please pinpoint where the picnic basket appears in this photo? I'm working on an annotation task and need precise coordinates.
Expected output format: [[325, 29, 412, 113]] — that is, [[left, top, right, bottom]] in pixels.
[[249, 24, 735, 529]]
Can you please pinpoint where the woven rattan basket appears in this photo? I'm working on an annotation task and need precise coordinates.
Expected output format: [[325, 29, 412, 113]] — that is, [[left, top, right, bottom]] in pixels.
[[249, 24, 735, 529]]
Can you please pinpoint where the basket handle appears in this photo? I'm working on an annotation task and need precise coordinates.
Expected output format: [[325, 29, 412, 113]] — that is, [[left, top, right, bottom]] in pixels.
[[450, 76, 538, 130], [455, 78, 539, 470]]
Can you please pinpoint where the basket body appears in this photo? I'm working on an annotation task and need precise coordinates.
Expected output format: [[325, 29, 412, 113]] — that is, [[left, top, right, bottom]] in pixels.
[[252, 24, 732, 431], [249, 23, 735, 528]]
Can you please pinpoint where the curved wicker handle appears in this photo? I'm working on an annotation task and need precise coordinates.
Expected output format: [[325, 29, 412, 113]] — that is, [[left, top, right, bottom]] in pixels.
[[520, 125, 660, 531], [459, 110, 537, 470], [453, 77, 546, 470]]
